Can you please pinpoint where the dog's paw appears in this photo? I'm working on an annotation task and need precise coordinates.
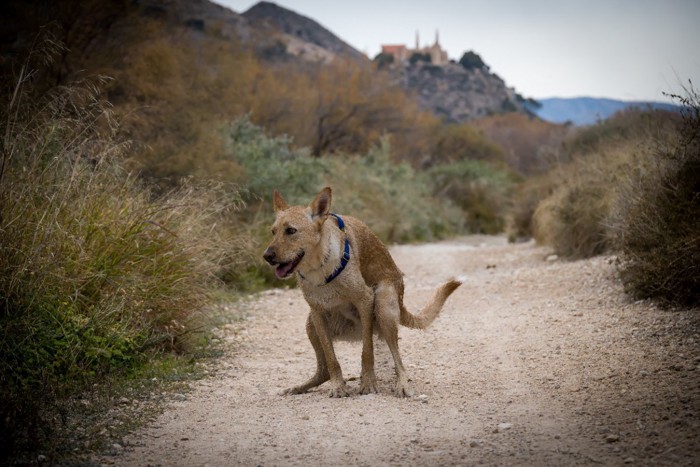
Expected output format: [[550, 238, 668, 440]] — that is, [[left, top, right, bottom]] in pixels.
[[279, 386, 306, 396], [394, 382, 414, 398], [328, 382, 350, 398], [359, 378, 378, 395]]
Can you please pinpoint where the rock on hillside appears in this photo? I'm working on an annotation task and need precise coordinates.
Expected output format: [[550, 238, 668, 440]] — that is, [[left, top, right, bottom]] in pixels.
[[242, 1, 365, 63], [394, 62, 531, 122]]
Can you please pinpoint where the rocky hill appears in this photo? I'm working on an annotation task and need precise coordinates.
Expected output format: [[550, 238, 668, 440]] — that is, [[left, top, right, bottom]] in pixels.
[[393, 62, 530, 123]]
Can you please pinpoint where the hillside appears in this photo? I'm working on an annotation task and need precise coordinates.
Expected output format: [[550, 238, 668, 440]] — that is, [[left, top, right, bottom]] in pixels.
[[0, 0, 533, 131], [237, 1, 530, 122], [0, 0, 418, 175], [394, 62, 530, 122], [0, 0, 543, 174], [536, 97, 679, 125], [242, 1, 365, 63]]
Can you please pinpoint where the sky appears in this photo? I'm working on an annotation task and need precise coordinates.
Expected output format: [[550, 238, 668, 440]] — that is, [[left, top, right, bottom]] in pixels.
[[214, 0, 700, 103]]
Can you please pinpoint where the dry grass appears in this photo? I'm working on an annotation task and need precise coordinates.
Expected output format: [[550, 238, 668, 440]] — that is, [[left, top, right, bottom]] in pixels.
[[610, 88, 700, 307], [521, 109, 679, 258], [0, 57, 247, 458], [516, 93, 698, 307]]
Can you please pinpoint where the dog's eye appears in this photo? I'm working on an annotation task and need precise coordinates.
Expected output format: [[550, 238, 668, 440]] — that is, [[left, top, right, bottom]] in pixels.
[[285, 227, 297, 235]]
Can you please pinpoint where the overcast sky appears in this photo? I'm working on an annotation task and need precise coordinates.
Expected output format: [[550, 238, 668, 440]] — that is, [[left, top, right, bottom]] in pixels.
[[215, 0, 700, 103]]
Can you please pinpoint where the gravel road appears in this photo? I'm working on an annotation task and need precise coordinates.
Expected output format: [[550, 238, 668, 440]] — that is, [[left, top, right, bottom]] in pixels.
[[110, 236, 699, 466]]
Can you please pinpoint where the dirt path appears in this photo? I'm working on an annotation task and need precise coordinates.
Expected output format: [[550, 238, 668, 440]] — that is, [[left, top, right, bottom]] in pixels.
[[110, 237, 699, 466]]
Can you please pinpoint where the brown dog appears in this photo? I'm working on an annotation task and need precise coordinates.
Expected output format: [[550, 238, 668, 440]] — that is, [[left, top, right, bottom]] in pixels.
[[263, 187, 461, 397]]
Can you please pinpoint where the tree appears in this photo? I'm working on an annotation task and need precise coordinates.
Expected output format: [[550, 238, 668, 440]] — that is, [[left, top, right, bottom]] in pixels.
[[459, 50, 487, 71], [373, 52, 394, 69], [409, 52, 431, 65]]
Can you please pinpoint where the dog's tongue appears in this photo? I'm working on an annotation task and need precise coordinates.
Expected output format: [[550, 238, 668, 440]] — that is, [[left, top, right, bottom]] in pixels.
[[275, 262, 294, 279]]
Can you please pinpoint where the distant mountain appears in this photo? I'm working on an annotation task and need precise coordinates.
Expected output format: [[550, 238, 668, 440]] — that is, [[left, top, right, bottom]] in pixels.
[[535, 97, 679, 126], [241, 1, 365, 63]]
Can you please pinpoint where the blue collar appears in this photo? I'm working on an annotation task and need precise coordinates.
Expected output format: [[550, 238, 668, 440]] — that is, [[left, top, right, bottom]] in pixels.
[[324, 213, 350, 285]]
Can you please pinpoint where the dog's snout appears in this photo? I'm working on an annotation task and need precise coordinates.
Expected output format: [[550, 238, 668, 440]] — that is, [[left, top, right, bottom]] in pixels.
[[263, 248, 276, 264]]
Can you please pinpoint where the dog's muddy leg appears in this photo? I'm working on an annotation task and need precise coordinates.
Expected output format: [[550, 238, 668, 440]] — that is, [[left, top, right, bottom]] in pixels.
[[281, 315, 329, 395], [310, 309, 349, 397], [357, 292, 378, 395], [376, 283, 414, 397]]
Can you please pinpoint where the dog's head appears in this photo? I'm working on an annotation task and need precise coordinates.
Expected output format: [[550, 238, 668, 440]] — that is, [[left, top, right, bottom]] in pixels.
[[263, 187, 333, 280]]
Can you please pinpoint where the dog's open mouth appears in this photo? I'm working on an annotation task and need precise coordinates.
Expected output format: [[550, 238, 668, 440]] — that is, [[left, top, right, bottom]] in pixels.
[[275, 251, 305, 279]]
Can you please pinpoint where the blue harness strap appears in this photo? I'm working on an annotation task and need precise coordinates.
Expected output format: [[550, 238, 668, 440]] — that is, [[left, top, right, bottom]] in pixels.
[[325, 213, 350, 284]]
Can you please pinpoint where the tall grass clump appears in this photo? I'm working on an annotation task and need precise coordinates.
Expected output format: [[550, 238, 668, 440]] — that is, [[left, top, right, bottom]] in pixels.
[[610, 87, 700, 307], [532, 161, 616, 258], [525, 109, 679, 258], [0, 61, 240, 457]]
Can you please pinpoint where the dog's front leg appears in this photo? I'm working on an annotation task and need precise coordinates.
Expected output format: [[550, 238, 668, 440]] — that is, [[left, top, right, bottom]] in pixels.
[[356, 293, 378, 394], [310, 309, 349, 397], [281, 315, 329, 395]]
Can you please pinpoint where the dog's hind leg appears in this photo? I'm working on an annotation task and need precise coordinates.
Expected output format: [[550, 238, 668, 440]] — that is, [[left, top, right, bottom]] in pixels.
[[355, 290, 378, 395], [281, 314, 329, 395], [375, 283, 413, 397]]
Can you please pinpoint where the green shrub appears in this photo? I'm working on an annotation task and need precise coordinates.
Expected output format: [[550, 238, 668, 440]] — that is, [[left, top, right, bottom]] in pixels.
[[610, 88, 700, 306], [459, 50, 487, 70], [226, 119, 462, 246], [373, 52, 395, 69], [325, 139, 463, 243], [409, 52, 431, 65], [427, 159, 517, 234], [227, 116, 325, 206], [0, 69, 241, 457]]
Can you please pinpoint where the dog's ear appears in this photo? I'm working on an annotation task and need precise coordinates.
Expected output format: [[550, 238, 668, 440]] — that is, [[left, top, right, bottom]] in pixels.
[[310, 187, 332, 219], [273, 190, 289, 212]]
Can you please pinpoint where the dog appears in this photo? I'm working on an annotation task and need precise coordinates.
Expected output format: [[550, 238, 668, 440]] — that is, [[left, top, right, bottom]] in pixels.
[[263, 187, 461, 397]]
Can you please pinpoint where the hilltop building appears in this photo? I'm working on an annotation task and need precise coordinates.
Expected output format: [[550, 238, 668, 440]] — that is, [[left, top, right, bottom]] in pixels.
[[381, 30, 449, 65]]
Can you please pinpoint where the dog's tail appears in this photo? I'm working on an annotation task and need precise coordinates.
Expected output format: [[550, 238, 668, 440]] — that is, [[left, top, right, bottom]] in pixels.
[[399, 278, 462, 329]]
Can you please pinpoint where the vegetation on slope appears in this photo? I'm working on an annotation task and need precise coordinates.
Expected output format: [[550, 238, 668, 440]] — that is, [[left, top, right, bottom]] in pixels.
[[0, 55, 246, 459], [520, 108, 679, 258], [515, 92, 698, 307], [610, 89, 700, 307]]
